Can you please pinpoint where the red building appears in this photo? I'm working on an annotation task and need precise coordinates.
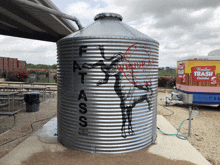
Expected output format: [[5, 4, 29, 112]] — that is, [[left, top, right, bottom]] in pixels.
[[0, 57, 26, 71]]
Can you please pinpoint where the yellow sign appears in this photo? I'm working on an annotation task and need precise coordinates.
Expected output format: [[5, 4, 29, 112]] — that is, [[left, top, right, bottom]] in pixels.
[[176, 60, 220, 87]]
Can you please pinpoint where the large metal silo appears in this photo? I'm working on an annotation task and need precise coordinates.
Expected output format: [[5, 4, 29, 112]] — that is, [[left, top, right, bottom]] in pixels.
[[57, 13, 159, 153]]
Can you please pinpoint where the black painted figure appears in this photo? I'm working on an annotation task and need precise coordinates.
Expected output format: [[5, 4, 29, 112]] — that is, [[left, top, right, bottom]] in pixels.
[[82, 45, 153, 138]]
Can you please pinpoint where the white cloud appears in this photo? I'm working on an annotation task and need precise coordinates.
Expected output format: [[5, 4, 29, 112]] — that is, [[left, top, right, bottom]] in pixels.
[[65, 1, 126, 26], [0, 36, 56, 65], [2, 0, 220, 68], [53, 0, 220, 68], [205, 6, 220, 30], [191, 8, 209, 17], [109, 0, 220, 20], [65, 2, 91, 20], [116, 0, 220, 67]]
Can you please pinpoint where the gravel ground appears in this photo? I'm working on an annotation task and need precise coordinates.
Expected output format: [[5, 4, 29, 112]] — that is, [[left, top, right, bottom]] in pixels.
[[157, 90, 220, 165]]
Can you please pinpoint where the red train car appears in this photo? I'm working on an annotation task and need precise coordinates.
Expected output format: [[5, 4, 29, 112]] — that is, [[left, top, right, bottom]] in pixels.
[[0, 58, 3, 71], [3, 58, 9, 70], [8, 58, 14, 70], [0, 57, 26, 71], [13, 58, 18, 68], [17, 60, 26, 69]]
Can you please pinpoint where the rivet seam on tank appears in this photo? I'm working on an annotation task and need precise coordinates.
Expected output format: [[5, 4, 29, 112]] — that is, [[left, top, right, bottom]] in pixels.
[[79, 21, 96, 33], [118, 21, 136, 37], [60, 36, 157, 43]]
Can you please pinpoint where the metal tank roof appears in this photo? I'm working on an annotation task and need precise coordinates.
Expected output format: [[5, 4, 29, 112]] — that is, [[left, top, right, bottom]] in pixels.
[[208, 49, 220, 56], [178, 55, 220, 61], [59, 13, 159, 44], [0, 0, 78, 42]]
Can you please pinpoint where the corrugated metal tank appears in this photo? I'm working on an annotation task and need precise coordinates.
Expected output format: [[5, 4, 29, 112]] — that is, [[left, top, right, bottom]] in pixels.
[[57, 13, 159, 153]]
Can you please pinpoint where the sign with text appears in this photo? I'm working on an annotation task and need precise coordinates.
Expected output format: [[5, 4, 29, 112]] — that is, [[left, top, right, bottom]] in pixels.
[[193, 93, 220, 104], [191, 66, 216, 82], [177, 63, 185, 79]]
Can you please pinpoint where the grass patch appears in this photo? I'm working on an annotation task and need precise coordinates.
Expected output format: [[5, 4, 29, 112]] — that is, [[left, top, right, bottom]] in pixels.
[[159, 69, 176, 77]]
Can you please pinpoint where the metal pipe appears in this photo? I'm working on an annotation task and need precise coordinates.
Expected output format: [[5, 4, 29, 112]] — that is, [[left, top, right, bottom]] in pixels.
[[14, 0, 83, 30], [188, 106, 192, 137]]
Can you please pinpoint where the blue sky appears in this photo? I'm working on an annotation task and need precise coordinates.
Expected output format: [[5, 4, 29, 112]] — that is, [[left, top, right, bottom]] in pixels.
[[1, 0, 220, 67]]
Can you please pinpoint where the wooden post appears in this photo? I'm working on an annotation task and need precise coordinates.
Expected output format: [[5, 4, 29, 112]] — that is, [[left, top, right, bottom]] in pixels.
[[217, 73, 220, 86], [6, 70, 8, 80], [0, 68, 2, 78], [189, 73, 192, 86], [42, 70, 44, 82], [35, 70, 38, 82], [48, 69, 51, 83], [186, 73, 189, 86]]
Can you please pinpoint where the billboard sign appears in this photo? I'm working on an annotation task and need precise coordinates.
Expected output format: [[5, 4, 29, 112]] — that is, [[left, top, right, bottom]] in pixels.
[[191, 66, 216, 82]]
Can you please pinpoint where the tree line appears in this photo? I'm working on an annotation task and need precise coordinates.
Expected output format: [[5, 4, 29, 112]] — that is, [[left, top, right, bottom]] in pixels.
[[26, 64, 57, 69]]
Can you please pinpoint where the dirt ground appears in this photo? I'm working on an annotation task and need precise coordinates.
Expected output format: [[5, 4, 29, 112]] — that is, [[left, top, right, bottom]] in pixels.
[[157, 89, 220, 165], [0, 89, 219, 165], [0, 93, 57, 159]]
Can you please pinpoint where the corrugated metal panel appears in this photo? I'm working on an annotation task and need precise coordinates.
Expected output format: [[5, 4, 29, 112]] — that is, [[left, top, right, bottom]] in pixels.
[[0, 58, 3, 71], [3, 58, 9, 71], [0, 0, 78, 42], [13, 58, 18, 68], [18, 60, 26, 69], [57, 13, 159, 153]]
